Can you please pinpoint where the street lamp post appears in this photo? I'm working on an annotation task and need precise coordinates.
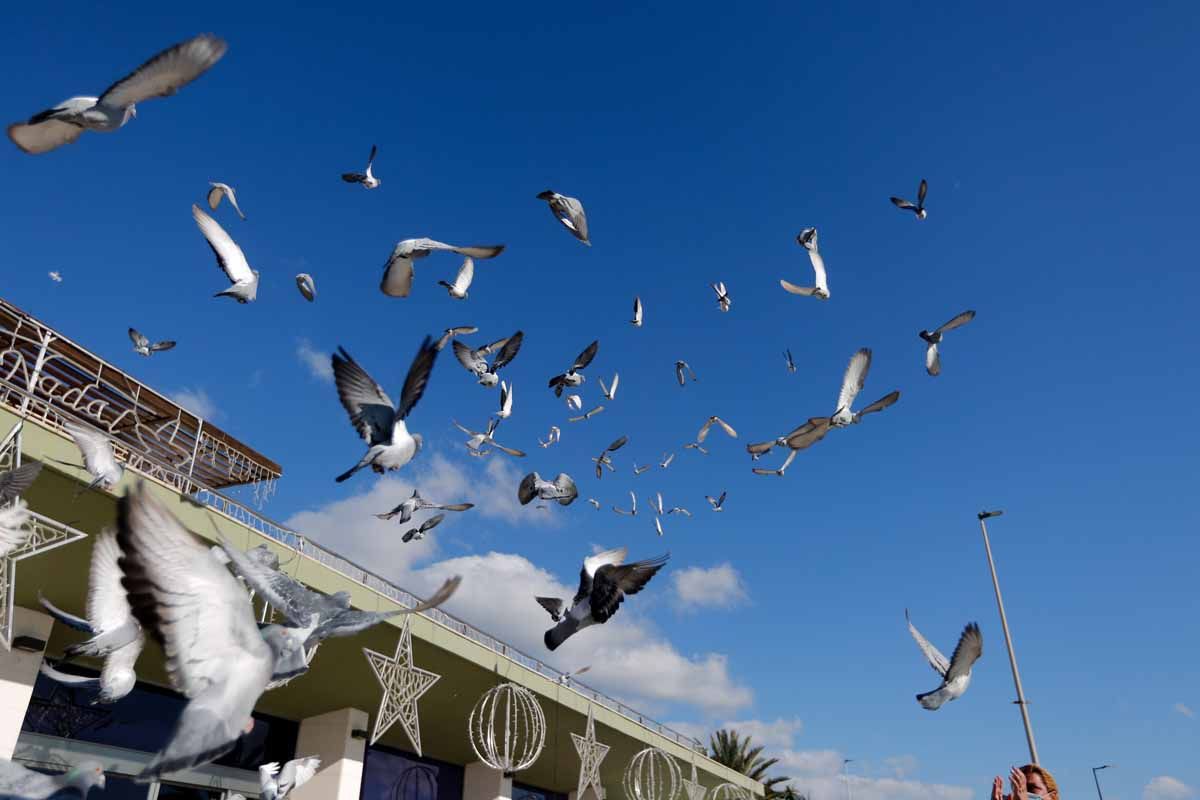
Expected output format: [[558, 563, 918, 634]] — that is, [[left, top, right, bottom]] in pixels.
[[1092, 765, 1114, 800], [841, 759, 853, 800], [977, 510, 1039, 764]]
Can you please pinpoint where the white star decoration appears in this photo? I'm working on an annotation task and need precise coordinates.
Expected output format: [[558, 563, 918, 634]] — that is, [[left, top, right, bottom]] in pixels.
[[363, 616, 441, 753], [572, 705, 610, 800], [1, 509, 88, 650], [682, 761, 707, 800]]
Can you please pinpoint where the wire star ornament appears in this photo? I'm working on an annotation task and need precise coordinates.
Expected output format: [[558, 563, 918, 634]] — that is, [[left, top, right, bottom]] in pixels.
[[1, 509, 88, 650], [363, 616, 441, 753], [572, 705, 610, 800], [681, 761, 707, 800]]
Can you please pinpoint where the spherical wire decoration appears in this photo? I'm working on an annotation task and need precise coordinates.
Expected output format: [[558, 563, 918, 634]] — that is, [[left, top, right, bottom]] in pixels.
[[623, 748, 682, 800], [710, 784, 750, 800], [468, 682, 547, 774]]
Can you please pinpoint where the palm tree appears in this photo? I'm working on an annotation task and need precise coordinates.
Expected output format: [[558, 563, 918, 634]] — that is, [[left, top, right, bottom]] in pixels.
[[708, 729, 796, 800]]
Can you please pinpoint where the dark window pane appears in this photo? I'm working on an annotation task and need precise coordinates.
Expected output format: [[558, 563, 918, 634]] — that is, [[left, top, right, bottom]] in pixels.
[[362, 746, 464, 800], [98, 774, 151, 800], [514, 782, 568, 800], [156, 783, 223, 800]]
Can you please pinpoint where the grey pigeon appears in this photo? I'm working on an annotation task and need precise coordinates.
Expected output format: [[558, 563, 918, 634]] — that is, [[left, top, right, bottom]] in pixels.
[[592, 435, 628, 478], [380, 239, 504, 298], [452, 331, 523, 387], [332, 336, 439, 482], [375, 489, 473, 524], [518, 472, 579, 506], [907, 610, 982, 710], [295, 274, 316, 302], [342, 144, 380, 188], [674, 360, 697, 386], [0, 461, 42, 505], [891, 179, 928, 219], [748, 417, 833, 476], [830, 348, 900, 427], [705, 491, 727, 512], [784, 349, 797, 373], [453, 418, 525, 457], [780, 227, 830, 299], [7, 34, 227, 155], [919, 310, 976, 376], [128, 327, 175, 357], [193, 204, 258, 303], [711, 282, 731, 312], [0, 758, 106, 798], [401, 514, 444, 544], [207, 182, 246, 220], [697, 416, 737, 442], [536, 190, 590, 245], [436, 326, 479, 352], [538, 547, 668, 650], [548, 340, 599, 397]]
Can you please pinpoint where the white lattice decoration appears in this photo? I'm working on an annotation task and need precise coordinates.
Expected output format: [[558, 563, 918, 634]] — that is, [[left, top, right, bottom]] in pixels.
[[710, 784, 749, 800], [2, 509, 88, 649], [624, 748, 681, 800], [363, 616, 441, 754], [681, 761, 707, 800], [0, 422, 20, 473], [469, 682, 546, 773], [573, 705, 611, 800]]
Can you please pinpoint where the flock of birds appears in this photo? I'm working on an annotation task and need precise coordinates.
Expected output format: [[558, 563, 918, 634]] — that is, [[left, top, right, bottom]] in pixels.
[[1, 32, 988, 797]]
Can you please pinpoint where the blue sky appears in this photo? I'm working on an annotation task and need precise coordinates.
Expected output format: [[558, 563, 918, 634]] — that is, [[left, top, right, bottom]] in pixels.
[[3, 2, 1199, 799]]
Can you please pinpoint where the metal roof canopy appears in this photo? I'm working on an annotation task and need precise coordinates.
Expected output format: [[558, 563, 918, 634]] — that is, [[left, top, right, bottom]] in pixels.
[[0, 297, 280, 488]]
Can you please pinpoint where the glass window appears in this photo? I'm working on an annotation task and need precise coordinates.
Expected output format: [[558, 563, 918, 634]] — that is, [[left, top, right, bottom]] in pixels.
[[100, 774, 151, 800], [156, 783, 224, 800], [362, 746, 464, 800], [514, 782, 568, 800]]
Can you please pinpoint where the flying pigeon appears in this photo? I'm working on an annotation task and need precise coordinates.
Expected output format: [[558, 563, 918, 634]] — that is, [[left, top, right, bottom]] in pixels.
[[0, 461, 42, 505], [565, 394, 583, 412], [381, 239, 505, 298], [682, 441, 709, 455], [496, 381, 513, 419], [593, 435, 628, 478], [747, 417, 833, 476], [667, 506, 691, 517], [659, 452, 675, 469], [259, 757, 321, 800], [518, 472, 579, 506], [557, 665, 592, 684], [436, 326, 479, 352], [649, 493, 664, 516], [548, 340, 599, 397], [891, 179, 928, 219], [341, 144, 380, 188], [374, 489, 473, 524], [207, 182, 246, 220], [116, 482, 317, 778], [654, 517, 664, 537], [0, 759, 106, 798], [331, 336, 439, 482], [920, 310, 976, 376], [538, 426, 561, 448], [7, 34, 227, 155], [193, 204, 258, 303], [598, 373, 619, 401], [536, 190, 590, 245], [438, 257, 474, 299], [295, 274, 316, 302], [697, 416, 737, 442], [784, 349, 797, 373], [48, 271, 62, 282], [538, 547, 668, 650], [38, 528, 145, 702], [453, 331, 523, 387], [401, 513, 445, 544], [706, 491, 727, 512], [632, 463, 651, 475], [0, 500, 32, 560], [128, 327, 175, 357], [586, 498, 600, 510], [780, 228, 830, 299], [675, 360, 697, 386], [711, 282, 731, 312], [454, 418, 526, 457], [62, 421, 123, 491], [568, 405, 605, 423], [906, 610, 982, 710], [631, 297, 643, 327], [613, 491, 638, 517], [831, 348, 900, 427]]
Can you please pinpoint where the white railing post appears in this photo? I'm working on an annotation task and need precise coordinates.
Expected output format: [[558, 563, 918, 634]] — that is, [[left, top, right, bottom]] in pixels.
[[18, 330, 54, 419]]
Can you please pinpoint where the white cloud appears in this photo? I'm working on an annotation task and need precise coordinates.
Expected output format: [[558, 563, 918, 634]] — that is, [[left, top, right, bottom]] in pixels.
[[1145, 777, 1195, 800], [882, 755, 919, 780], [169, 387, 219, 420], [296, 338, 333, 382], [671, 563, 748, 611], [716, 717, 803, 751], [283, 453, 753, 718], [1174, 702, 1195, 719]]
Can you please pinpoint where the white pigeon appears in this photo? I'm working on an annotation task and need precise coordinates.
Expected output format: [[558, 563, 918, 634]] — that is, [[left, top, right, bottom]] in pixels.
[[538, 426, 561, 448], [438, 257, 474, 299], [830, 348, 900, 427], [632, 462, 651, 476], [342, 144, 380, 188], [259, 757, 321, 800], [613, 491, 638, 516], [659, 452, 675, 469], [117, 482, 316, 778], [401, 513, 445, 544], [536, 190, 590, 245], [593, 435, 628, 478], [697, 416, 738, 442], [48, 271, 63, 283], [919, 310, 976, 376], [654, 517, 664, 537], [63, 421, 124, 491], [711, 281, 731, 312], [380, 239, 504, 298], [682, 441, 709, 455], [536, 547, 668, 650], [436, 326, 479, 351], [7, 34, 227, 155], [0, 760, 106, 799], [207, 182, 246, 220], [128, 327, 175, 357], [374, 489, 473, 524], [780, 228, 829, 299], [631, 296, 643, 327], [587, 498, 600, 510], [906, 610, 982, 710], [38, 528, 145, 703], [598, 373, 619, 401], [496, 381, 514, 419], [675, 360, 697, 386], [667, 506, 691, 517], [705, 491, 727, 512], [568, 405, 604, 423], [453, 331, 523, 387], [649, 493, 664, 515], [784, 348, 797, 373], [891, 179, 928, 220], [332, 337, 439, 482], [566, 394, 583, 412], [518, 472, 579, 506], [295, 274, 316, 302], [453, 419, 525, 457], [192, 204, 258, 303], [548, 340, 599, 397], [0, 500, 32, 559]]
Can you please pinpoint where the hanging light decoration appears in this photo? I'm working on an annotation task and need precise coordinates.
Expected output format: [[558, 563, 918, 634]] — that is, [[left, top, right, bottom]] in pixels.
[[710, 784, 750, 800], [468, 682, 547, 774], [623, 748, 682, 800]]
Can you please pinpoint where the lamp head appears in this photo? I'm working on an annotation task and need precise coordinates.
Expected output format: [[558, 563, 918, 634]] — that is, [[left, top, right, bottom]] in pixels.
[[978, 509, 1004, 520]]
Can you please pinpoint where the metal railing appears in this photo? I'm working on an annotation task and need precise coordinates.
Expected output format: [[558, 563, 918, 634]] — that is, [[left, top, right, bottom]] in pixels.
[[2, 381, 706, 754]]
